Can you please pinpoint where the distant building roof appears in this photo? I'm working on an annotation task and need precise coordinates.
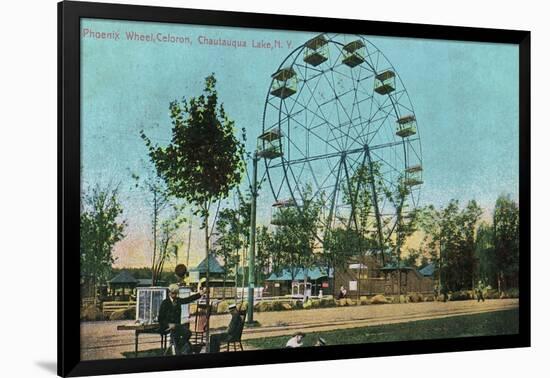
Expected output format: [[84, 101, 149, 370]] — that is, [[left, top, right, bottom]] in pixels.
[[136, 279, 167, 287], [190, 255, 225, 274], [266, 267, 331, 281], [419, 263, 435, 277], [380, 262, 415, 271], [109, 270, 139, 284]]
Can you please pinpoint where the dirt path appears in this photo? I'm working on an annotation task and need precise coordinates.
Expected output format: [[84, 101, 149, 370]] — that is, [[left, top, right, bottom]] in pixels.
[[80, 298, 518, 360]]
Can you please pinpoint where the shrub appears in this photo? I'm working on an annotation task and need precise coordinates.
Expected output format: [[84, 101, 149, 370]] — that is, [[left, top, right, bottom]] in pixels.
[[359, 296, 369, 305], [310, 299, 320, 308], [485, 289, 500, 299], [408, 293, 423, 303], [81, 305, 104, 321], [450, 291, 470, 301], [254, 301, 271, 312], [109, 308, 127, 321], [338, 298, 348, 306], [303, 300, 313, 309], [217, 301, 230, 314], [237, 302, 247, 312], [424, 295, 435, 302], [506, 288, 519, 298], [345, 298, 355, 306], [370, 295, 387, 304], [282, 303, 293, 310], [271, 301, 285, 311]]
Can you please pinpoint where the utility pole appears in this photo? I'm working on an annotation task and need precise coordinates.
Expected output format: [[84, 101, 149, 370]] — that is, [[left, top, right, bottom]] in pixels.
[[247, 151, 259, 324], [247, 152, 259, 324]]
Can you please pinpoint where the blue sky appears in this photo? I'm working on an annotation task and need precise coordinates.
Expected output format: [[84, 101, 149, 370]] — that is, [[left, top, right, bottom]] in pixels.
[[81, 19, 519, 267]]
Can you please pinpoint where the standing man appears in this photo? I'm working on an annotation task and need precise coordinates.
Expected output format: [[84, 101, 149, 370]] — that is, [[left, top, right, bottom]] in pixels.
[[476, 280, 486, 302], [209, 303, 244, 353], [158, 284, 205, 355]]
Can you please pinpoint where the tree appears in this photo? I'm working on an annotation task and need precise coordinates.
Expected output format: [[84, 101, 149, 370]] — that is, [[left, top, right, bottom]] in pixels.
[[255, 226, 274, 283], [475, 222, 497, 287], [493, 194, 519, 292], [420, 199, 482, 292], [340, 162, 383, 263], [131, 169, 185, 286], [270, 188, 322, 284], [80, 184, 127, 304], [214, 207, 244, 297], [141, 74, 245, 349]]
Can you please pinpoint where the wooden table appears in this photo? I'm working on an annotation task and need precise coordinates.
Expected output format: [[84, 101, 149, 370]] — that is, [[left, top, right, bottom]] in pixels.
[[117, 323, 166, 357]]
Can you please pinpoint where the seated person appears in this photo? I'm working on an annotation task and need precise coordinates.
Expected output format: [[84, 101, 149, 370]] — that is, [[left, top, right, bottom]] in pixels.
[[158, 284, 204, 355], [209, 304, 243, 353], [285, 332, 305, 348]]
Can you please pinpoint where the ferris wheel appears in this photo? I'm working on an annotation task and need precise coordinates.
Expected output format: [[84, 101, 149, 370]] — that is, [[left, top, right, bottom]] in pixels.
[[259, 33, 422, 263]]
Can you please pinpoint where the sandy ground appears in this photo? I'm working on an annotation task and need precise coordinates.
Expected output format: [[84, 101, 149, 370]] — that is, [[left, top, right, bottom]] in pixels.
[[80, 298, 518, 360]]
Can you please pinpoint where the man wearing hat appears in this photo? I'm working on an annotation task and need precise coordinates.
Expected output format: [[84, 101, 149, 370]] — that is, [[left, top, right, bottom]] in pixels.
[[209, 303, 244, 353], [285, 332, 306, 348], [158, 284, 205, 355]]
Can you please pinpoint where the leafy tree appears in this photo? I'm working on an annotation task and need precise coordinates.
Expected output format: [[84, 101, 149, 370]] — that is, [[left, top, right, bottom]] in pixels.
[[340, 162, 383, 262], [475, 222, 497, 287], [255, 225, 274, 283], [214, 205, 246, 297], [141, 74, 245, 347], [493, 194, 519, 292], [213, 190, 251, 297], [80, 184, 127, 303], [420, 199, 482, 292], [270, 188, 322, 282]]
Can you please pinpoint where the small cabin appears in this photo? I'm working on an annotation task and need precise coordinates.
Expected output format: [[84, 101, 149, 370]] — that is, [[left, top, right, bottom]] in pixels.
[[342, 39, 366, 68], [404, 164, 423, 186], [396, 114, 417, 138], [380, 263, 434, 295], [303, 35, 329, 67], [270, 67, 297, 99], [374, 70, 396, 95], [258, 127, 283, 159]]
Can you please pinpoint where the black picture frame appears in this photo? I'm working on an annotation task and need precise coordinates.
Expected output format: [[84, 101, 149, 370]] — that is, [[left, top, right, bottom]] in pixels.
[[58, 1, 531, 376]]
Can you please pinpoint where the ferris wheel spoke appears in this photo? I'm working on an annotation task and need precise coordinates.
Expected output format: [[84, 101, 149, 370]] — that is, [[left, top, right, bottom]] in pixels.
[[349, 67, 368, 147], [367, 102, 400, 146]]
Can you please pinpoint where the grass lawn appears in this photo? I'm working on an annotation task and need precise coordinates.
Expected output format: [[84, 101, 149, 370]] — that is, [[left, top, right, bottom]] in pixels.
[[245, 309, 519, 350]]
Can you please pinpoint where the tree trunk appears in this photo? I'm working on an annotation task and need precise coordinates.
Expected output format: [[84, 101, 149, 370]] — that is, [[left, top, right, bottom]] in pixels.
[[151, 193, 158, 286], [203, 204, 211, 352]]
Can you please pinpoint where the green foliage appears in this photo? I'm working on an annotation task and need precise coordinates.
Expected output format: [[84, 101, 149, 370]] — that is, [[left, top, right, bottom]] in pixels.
[[141, 74, 245, 214], [420, 199, 482, 291], [269, 187, 322, 279], [80, 185, 127, 298], [475, 222, 497, 288], [141, 73, 246, 303], [493, 194, 519, 291], [214, 192, 250, 292]]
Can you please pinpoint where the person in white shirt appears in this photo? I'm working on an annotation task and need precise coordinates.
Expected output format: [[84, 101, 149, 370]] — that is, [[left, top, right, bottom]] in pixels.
[[285, 332, 305, 348]]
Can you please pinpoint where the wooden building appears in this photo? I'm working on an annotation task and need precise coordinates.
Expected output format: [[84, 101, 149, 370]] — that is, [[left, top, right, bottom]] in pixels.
[[333, 255, 434, 298], [264, 267, 330, 297], [380, 263, 434, 295]]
